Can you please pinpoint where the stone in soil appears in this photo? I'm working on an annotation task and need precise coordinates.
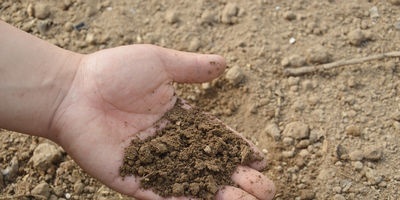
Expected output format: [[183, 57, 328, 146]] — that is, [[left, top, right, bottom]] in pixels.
[[120, 99, 262, 199], [225, 65, 245, 86], [305, 45, 331, 64], [363, 146, 382, 161], [349, 150, 363, 161], [347, 29, 367, 46], [281, 54, 306, 68], [30, 143, 63, 171], [165, 10, 179, 24], [282, 121, 310, 140], [345, 125, 361, 136], [34, 3, 51, 19], [31, 182, 51, 198]]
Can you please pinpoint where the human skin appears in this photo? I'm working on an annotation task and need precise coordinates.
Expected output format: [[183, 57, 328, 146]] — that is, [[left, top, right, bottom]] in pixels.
[[0, 21, 275, 200]]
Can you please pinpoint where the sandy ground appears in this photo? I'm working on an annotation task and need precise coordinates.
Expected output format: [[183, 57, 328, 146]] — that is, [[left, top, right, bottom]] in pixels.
[[1, 0, 400, 199]]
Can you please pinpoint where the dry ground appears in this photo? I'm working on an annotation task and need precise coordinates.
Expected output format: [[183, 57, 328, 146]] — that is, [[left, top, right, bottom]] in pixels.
[[1, 0, 400, 199]]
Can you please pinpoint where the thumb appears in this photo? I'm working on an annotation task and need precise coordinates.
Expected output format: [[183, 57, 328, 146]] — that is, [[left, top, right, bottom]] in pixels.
[[154, 45, 226, 83]]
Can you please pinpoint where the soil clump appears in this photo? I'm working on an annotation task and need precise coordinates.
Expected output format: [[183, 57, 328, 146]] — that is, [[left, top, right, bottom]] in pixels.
[[120, 100, 262, 199]]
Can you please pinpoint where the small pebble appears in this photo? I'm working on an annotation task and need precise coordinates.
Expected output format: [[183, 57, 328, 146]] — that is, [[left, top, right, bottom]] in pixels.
[[301, 79, 314, 91], [37, 20, 50, 35], [283, 11, 296, 21], [363, 146, 382, 161], [31, 182, 51, 198], [336, 144, 348, 160], [62, 0, 72, 10], [201, 82, 211, 90], [188, 38, 201, 52], [335, 161, 343, 166], [165, 11, 179, 24], [27, 4, 34, 17], [281, 54, 306, 68], [30, 143, 63, 171], [349, 150, 364, 161], [203, 145, 212, 154], [85, 33, 96, 44], [347, 29, 366, 46], [296, 139, 310, 149], [64, 22, 74, 32], [200, 10, 217, 24], [346, 125, 361, 136], [225, 65, 245, 86], [282, 150, 295, 158], [305, 45, 331, 64], [262, 149, 268, 154], [295, 157, 305, 168], [282, 121, 310, 140], [299, 149, 309, 157], [73, 180, 84, 194], [289, 37, 296, 44], [378, 181, 387, 187], [34, 3, 51, 19], [282, 137, 294, 146], [74, 22, 87, 31], [352, 161, 363, 170]]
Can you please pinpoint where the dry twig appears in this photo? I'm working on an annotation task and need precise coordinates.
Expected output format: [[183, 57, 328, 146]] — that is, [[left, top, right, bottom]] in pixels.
[[284, 51, 400, 76]]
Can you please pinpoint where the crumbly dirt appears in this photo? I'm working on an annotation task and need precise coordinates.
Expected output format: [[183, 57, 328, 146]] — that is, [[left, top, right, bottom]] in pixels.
[[120, 100, 261, 199], [1, 0, 400, 199]]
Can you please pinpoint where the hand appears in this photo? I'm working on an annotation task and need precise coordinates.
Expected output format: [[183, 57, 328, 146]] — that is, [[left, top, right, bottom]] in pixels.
[[49, 44, 275, 200]]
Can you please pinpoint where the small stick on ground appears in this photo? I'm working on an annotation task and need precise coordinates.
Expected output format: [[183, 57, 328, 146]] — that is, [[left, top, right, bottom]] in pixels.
[[284, 51, 400, 76]]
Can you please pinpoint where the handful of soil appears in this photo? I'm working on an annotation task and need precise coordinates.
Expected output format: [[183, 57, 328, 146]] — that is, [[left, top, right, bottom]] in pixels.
[[119, 99, 263, 199]]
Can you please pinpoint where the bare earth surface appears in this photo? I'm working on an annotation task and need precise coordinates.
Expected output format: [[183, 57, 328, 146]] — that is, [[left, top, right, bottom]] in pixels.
[[1, 0, 400, 199]]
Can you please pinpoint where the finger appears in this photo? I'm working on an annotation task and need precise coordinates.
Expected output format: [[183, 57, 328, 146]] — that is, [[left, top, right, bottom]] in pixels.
[[152, 45, 226, 83], [216, 186, 257, 200], [231, 166, 276, 200]]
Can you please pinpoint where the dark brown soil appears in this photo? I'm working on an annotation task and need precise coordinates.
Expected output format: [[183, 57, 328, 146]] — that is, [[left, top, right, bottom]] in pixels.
[[119, 99, 263, 199]]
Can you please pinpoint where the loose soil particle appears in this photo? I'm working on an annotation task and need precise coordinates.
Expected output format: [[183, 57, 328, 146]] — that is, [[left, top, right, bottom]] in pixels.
[[119, 100, 262, 199]]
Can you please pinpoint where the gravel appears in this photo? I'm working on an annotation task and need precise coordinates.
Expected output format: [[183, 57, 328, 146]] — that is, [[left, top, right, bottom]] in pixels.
[[282, 121, 310, 140]]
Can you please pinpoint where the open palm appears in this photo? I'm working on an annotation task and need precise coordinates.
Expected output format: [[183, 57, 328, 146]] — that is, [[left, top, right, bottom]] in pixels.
[[50, 44, 275, 200]]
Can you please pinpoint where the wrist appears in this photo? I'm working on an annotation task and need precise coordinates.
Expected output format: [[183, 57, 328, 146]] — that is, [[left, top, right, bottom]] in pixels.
[[44, 51, 83, 140], [0, 21, 83, 140]]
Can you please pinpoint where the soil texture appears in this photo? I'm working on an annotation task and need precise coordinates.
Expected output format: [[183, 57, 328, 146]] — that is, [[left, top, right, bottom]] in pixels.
[[1, 0, 400, 199], [120, 100, 261, 199]]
